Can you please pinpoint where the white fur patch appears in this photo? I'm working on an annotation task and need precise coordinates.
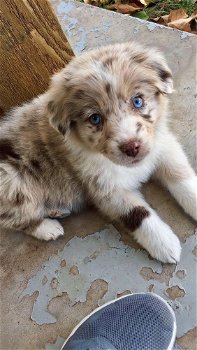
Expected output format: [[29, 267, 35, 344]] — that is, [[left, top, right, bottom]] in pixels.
[[133, 211, 181, 263], [32, 219, 64, 241], [167, 176, 197, 221]]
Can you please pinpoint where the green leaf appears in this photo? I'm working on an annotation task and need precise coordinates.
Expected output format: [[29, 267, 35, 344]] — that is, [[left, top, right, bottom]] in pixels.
[[134, 10, 149, 19]]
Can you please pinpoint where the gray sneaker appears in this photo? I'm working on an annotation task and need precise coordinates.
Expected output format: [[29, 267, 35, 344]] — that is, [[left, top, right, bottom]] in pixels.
[[62, 293, 176, 350]]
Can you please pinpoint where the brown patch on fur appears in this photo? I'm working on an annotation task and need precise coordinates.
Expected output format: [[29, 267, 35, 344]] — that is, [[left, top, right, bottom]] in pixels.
[[0, 212, 14, 220], [136, 122, 142, 132], [142, 115, 153, 123], [121, 206, 150, 231], [48, 101, 56, 113], [157, 67, 172, 81], [49, 102, 69, 136], [32, 140, 54, 167], [0, 140, 21, 161], [73, 89, 88, 101], [88, 136, 94, 143], [30, 160, 42, 171], [133, 53, 148, 63], [142, 114, 151, 119], [57, 124, 67, 136], [14, 192, 25, 205], [103, 57, 114, 67], [105, 83, 111, 95], [70, 120, 76, 129], [117, 93, 125, 102]]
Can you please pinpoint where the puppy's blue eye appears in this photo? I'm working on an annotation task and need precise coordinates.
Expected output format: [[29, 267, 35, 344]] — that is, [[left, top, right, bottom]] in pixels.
[[132, 96, 143, 108], [89, 113, 102, 125]]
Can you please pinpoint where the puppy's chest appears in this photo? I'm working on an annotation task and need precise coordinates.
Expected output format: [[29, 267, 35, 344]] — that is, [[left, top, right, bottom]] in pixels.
[[74, 154, 155, 192]]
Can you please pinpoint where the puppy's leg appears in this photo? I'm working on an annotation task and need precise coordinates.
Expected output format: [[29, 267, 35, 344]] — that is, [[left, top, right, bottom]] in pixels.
[[93, 190, 181, 263], [0, 165, 65, 240], [26, 218, 64, 241], [0, 200, 64, 241], [155, 132, 197, 221]]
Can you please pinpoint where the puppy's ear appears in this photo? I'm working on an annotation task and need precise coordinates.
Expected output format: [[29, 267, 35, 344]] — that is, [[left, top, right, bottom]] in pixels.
[[48, 100, 70, 136], [149, 51, 174, 94], [47, 71, 71, 136]]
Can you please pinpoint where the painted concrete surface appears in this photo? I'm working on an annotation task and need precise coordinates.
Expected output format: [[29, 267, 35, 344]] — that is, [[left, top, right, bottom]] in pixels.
[[20, 225, 196, 338], [1, 1, 196, 349]]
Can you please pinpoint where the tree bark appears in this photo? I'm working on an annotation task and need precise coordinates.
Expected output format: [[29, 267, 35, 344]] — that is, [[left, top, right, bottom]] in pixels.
[[0, 0, 74, 114]]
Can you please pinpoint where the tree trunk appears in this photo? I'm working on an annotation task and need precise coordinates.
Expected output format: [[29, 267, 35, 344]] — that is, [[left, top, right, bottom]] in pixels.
[[0, 0, 74, 114]]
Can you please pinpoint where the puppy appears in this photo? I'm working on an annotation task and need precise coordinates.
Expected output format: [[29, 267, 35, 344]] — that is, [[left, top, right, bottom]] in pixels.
[[0, 42, 196, 263]]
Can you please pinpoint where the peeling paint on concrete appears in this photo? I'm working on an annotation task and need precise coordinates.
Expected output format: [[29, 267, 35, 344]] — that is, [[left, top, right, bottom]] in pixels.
[[45, 335, 65, 350], [180, 31, 192, 39], [20, 225, 196, 337], [146, 22, 157, 31], [133, 27, 139, 34], [57, 1, 78, 39], [54, 0, 112, 54], [166, 286, 186, 300], [192, 245, 197, 256], [57, 1, 75, 14], [176, 270, 186, 279]]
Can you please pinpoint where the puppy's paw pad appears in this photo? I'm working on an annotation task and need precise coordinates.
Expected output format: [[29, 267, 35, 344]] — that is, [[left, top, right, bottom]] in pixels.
[[33, 219, 64, 241]]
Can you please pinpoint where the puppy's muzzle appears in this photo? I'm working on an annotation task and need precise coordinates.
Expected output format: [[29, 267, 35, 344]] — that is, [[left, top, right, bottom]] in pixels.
[[120, 139, 141, 158]]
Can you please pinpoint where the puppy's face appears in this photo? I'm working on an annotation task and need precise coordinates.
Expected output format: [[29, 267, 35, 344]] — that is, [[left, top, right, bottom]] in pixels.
[[48, 43, 173, 167]]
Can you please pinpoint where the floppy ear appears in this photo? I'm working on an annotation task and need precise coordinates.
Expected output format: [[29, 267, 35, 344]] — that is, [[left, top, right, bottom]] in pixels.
[[47, 70, 72, 136], [149, 51, 174, 94], [48, 99, 70, 136]]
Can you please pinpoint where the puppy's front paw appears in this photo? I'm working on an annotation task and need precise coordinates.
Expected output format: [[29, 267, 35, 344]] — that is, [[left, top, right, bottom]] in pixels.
[[149, 227, 181, 264], [33, 219, 64, 241], [134, 217, 181, 264]]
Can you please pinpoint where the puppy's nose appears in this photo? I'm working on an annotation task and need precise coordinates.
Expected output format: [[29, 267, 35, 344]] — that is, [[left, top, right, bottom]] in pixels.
[[120, 139, 141, 157]]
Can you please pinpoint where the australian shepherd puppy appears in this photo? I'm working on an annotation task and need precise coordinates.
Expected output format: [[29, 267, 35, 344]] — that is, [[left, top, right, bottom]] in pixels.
[[0, 42, 196, 263]]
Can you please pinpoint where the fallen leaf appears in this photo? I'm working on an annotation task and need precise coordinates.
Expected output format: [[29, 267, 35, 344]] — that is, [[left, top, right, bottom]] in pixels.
[[168, 9, 188, 22], [107, 3, 143, 14], [168, 10, 197, 32], [134, 10, 149, 20], [84, 0, 99, 5], [84, 0, 109, 5], [152, 9, 197, 33], [153, 14, 169, 25]]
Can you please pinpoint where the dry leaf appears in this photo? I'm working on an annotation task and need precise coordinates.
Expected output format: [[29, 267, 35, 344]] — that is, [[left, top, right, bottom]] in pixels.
[[107, 3, 143, 14], [168, 9, 188, 22], [84, 0, 107, 5], [168, 9, 197, 32], [153, 14, 169, 25], [84, 0, 99, 5], [153, 9, 197, 33]]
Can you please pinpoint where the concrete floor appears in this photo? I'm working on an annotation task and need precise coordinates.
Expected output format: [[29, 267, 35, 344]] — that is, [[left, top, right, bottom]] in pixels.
[[1, 1, 197, 349]]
